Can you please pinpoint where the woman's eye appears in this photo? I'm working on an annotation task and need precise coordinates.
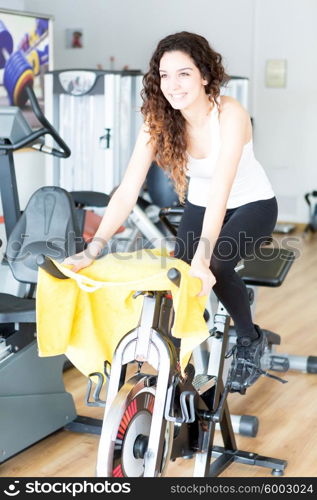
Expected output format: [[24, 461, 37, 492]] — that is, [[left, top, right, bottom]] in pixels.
[[160, 74, 167, 78], [179, 72, 190, 77]]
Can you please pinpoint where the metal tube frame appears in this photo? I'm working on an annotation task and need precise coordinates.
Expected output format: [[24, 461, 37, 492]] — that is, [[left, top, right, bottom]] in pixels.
[[194, 301, 287, 477], [97, 292, 287, 477], [97, 293, 177, 477]]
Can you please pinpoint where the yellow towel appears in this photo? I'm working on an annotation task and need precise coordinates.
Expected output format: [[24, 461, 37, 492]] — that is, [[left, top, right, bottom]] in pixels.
[[36, 248, 210, 377]]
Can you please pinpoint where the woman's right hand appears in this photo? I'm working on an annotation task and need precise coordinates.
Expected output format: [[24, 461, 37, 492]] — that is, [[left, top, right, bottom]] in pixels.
[[62, 250, 95, 273], [62, 240, 104, 272]]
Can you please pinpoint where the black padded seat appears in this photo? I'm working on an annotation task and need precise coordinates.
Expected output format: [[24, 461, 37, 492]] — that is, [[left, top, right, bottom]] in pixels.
[[0, 294, 35, 323], [239, 247, 295, 287], [7, 186, 82, 284], [70, 191, 110, 207]]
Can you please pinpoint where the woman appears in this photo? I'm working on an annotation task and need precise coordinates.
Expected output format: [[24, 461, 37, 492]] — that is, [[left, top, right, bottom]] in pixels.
[[64, 32, 278, 393]]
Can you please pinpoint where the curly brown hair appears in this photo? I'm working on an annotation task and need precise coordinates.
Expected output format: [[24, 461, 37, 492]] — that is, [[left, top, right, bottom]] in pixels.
[[141, 31, 229, 203]]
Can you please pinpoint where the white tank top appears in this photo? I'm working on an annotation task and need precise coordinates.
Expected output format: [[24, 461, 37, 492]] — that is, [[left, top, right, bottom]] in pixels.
[[186, 102, 275, 208]]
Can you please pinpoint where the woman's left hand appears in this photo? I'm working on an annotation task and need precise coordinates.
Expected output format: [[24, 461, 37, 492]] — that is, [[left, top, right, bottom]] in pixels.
[[189, 260, 216, 297]]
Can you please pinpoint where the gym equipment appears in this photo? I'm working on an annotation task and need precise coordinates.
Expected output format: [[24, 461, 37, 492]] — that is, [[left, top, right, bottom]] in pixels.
[[38, 256, 287, 477], [0, 85, 106, 463], [68, 188, 174, 255], [146, 162, 179, 208], [93, 160, 181, 254], [119, 195, 174, 254], [0, 86, 73, 462], [0, 86, 71, 240], [44, 69, 143, 195], [304, 190, 317, 235]]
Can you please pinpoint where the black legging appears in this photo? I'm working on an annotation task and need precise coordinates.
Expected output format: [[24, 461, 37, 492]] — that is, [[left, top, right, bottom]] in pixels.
[[174, 197, 278, 339]]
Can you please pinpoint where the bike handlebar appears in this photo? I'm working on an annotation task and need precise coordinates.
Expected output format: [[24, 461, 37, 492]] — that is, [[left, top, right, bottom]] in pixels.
[[0, 86, 71, 159], [305, 191, 317, 207], [37, 254, 182, 288], [37, 255, 69, 280], [25, 86, 71, 158]]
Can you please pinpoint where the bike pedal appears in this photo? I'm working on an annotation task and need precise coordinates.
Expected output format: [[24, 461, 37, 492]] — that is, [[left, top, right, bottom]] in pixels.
[[192, 374, 215, 395], [228, 386, 246, 395]]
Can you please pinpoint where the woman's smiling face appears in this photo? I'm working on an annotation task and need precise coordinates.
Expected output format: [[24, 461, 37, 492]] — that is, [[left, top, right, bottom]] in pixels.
[[159, 50, 208, 110]]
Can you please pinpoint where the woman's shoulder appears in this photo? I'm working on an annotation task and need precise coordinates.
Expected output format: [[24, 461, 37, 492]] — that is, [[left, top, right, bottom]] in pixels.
[[218, 95, 249, 119]]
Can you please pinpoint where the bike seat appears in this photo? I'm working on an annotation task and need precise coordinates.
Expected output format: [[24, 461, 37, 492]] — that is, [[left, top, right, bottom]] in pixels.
[[239, 247, 295, 287]]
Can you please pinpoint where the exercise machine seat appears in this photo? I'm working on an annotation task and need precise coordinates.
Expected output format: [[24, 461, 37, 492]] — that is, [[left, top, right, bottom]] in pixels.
[[239, 247, 295, 287], [6, 186, 81, 284]]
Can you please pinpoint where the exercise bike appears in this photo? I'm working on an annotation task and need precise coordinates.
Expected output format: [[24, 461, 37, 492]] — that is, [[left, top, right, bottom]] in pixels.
[[0, 85, 121, 463], [38, 255, 288, 477], [303, 190, 317, 236]]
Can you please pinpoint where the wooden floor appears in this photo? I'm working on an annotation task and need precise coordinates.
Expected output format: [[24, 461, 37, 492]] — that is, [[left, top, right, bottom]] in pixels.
[[1, 228, 317, 478]]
